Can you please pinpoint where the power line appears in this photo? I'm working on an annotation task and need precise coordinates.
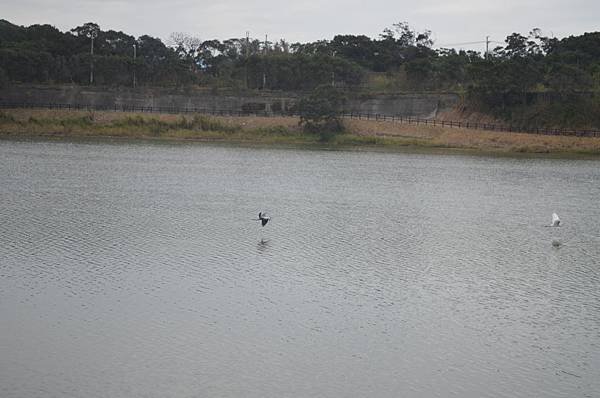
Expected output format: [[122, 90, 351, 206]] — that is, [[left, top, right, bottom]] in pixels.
[[436, 39, 504, 47], [437, 40, 487, 47]]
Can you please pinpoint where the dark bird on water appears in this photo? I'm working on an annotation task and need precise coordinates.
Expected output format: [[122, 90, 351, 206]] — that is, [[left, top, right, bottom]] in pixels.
[[257, 212, 270, 227]]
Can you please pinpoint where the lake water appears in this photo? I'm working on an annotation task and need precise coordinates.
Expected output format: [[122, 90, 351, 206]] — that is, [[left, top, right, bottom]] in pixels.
[[1, 139, 599, 398]]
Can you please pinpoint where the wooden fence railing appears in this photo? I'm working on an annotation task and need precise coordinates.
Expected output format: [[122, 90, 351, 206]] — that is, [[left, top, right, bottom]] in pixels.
[[2, 102, 599, 138], [343, 112, 600, 137]]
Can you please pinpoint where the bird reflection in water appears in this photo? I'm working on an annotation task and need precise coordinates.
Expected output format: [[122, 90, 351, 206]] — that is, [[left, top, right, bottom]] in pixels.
[[257, 238, 270, 252]]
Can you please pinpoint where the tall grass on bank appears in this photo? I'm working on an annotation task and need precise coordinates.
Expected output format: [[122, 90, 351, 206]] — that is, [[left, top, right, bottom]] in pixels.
[[110, 115, 241, 136], [0, 111, 17, 123], [0, 109, 308, 142], [0, 111, 243, 137], [1, 109, 600, 154]]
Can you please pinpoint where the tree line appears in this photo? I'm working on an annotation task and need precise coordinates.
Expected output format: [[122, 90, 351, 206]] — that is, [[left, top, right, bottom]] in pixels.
[[2, 19, 599, 93], [1, 19, 599, 127]]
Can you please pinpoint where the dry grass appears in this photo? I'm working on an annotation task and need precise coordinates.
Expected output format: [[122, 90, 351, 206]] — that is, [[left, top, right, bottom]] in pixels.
[[1, 108, 600, 154], [345, 118, 600, 154], [1, 108, 300, 130]]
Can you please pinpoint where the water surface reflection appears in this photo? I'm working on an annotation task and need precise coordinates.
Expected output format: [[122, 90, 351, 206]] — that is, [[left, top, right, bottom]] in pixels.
[[1, 140, 599, 398]]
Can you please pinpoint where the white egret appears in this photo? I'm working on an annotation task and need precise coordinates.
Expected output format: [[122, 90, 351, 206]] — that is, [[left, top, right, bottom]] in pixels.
[[551, 213, 561, 227]]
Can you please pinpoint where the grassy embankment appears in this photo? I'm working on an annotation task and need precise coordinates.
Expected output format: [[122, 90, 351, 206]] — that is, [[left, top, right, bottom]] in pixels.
[[1, 108, 600, 154]]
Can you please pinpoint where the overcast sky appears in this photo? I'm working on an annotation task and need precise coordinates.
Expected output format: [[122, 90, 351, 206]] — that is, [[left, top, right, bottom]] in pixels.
[[3, 0, 599, 51]]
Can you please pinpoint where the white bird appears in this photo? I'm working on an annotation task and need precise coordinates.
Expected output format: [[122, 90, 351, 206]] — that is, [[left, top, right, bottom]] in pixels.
[[257, 212, 270, 227], [551, 213, 561, 227]]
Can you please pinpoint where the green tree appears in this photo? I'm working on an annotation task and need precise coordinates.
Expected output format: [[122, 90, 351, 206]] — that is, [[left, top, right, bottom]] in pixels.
[[545, 63, 592, 93], [298, 85, 347, 141], [0, 66, 8, 87], [70, 22, 100, 38], [405, 58, 434, 90]]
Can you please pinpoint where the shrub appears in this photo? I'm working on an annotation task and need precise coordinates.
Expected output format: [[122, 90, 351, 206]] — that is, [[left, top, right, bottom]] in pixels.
[[298, 85, 346, 141]]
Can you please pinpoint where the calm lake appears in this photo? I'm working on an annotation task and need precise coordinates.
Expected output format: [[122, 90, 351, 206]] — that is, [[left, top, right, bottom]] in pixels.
[[1, 139, 599, 398]]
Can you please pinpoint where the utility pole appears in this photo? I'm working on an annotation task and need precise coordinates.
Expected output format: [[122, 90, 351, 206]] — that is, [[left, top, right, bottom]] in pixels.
[[132, 43, 137, 88], [485, 35, 490, 58], [246, 31, 250, 57], [88, 29, 98, 84], [331, 50, 336, 87], [262, 34, 267, 89], [245, 31, 249, 89]]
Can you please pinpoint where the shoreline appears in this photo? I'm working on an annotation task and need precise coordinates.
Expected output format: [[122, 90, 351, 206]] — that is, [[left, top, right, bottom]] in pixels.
[[1, 108, 600, 156]]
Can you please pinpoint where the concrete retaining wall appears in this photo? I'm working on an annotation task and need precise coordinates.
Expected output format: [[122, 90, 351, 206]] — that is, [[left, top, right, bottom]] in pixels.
[[0, 85, 460, 118]]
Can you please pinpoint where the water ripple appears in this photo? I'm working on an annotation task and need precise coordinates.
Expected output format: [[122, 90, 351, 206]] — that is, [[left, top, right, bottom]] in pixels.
[[1, 140, 599, 398]]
